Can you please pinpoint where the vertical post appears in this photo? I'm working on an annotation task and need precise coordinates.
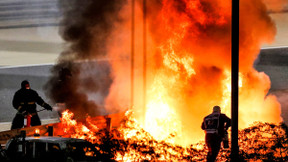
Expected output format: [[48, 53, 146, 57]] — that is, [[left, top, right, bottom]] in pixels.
[[20, 130, 26, 155], [48, 126, 53, 136], [143, 0, 147, 110], [131, 0, 135, 108], [231, 0, 239, 160], [105, 117, 112, 132]]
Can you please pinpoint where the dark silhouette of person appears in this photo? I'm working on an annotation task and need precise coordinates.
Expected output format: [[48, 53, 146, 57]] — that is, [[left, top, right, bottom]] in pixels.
[[201, 106, 231, 162], [11, 80, 53, 129]]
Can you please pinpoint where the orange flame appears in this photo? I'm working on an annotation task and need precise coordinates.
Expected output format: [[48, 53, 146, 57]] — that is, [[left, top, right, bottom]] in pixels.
[[57, 110, 99, 142], [104, 0, 283, 146]]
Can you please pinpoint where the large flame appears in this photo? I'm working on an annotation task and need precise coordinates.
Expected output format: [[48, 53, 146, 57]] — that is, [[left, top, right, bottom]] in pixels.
[[43, 2, 288, 160], [104, 0, 283, 146]]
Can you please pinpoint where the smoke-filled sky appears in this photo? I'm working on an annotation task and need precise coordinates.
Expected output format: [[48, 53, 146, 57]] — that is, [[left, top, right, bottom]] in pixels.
[[45, 0, 287, 145]]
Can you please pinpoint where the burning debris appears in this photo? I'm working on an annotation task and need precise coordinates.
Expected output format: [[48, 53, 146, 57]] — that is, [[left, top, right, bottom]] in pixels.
[[55, 110, 206, 161], [54, 110, 288, 161], [238, 122, 288, 161]]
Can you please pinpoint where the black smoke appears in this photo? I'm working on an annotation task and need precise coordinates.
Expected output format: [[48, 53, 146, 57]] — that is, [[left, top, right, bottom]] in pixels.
[[44, 0, 127, 117]]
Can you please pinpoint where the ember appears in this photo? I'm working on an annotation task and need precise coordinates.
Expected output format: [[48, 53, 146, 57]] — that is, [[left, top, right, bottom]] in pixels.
[[56, 109, 206, 161], [54, 109, 288, 161]]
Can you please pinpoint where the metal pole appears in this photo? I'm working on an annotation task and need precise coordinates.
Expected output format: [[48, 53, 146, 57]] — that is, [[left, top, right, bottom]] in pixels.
[[105, 117, 112, 132], [131, 0, 135, 108], [143, 0, 147, 110], [231, 0, 239, 160], [48, 126, 53, 136]]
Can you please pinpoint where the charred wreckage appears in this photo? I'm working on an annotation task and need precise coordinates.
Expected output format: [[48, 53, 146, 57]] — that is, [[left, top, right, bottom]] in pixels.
[[0, 113, 115, 162]]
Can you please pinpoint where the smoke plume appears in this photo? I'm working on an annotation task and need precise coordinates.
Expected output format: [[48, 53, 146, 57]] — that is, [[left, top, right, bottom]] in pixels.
[[45, 0, 126, 117]]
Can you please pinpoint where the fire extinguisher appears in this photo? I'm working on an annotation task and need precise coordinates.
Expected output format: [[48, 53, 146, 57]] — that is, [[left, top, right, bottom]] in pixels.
[[24, 114, 32, 127], [23, 108, 46, 128]]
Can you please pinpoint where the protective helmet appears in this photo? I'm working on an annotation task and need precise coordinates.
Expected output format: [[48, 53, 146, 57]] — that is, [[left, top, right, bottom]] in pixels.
[[21, 80, 30, 89], [213, 105, 221, 113]]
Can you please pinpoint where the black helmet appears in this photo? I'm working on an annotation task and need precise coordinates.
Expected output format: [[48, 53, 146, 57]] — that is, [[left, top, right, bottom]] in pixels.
[[21, 80, 30, 89], [213, 105, 221, 113]]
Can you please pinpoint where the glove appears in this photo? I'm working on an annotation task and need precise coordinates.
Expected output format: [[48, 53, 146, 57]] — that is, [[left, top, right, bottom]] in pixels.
[[17, 106, 23, 112], [17, 106, 27, 115], [44, 103, 53, 111]]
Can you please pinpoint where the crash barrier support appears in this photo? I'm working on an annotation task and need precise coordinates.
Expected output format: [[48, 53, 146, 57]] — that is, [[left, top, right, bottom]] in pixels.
[[48, 126, 53, 136], [0, 113, 124, 144], [105, 117, 112, 132], [20, 130, 26, 155]]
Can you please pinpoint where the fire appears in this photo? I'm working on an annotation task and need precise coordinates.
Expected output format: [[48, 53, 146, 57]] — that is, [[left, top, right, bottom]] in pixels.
[[50, 0, 286, 152], [219, 71, 244, 114], [145, 99, 181, 144], [54, 108, 287, 161], [115, 110, 203, 161], [105, 0, 283, 147], [55, 109, 206, 161], [58, 110, 99, 142], [143, 72, 183, 144], [34, 128, 40, 137], [43, 0, 288, 160]]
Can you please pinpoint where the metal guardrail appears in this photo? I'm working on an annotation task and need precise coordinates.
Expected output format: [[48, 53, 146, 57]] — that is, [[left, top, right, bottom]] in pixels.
[[0, 114, 115, 145]]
